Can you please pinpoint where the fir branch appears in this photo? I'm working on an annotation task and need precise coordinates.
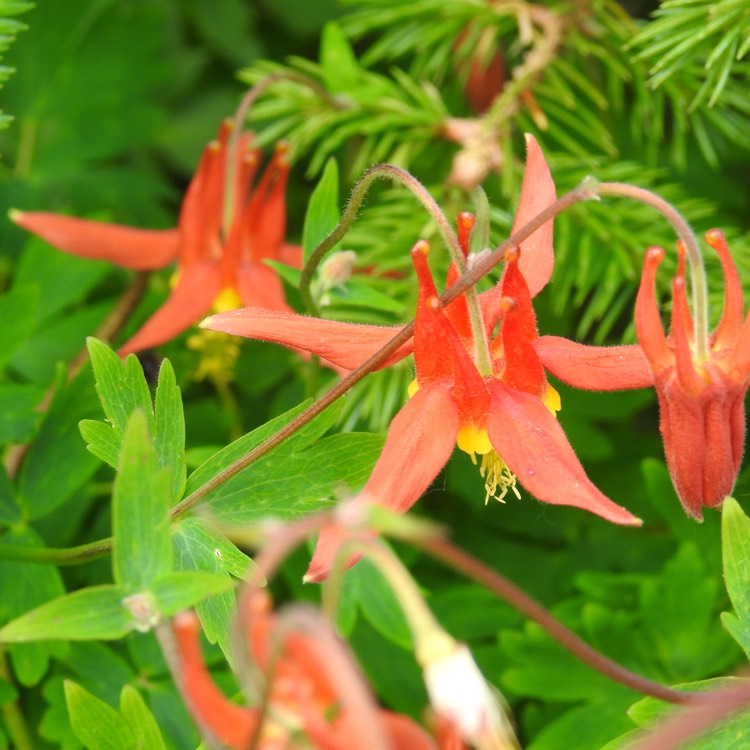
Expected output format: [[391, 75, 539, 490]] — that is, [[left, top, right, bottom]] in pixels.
[[0, 0, 32, 130], [628, 0, 750, 108]]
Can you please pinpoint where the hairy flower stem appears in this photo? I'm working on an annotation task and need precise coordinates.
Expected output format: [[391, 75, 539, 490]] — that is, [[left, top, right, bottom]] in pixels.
[[300, 163, 493, 371], [0, 183, 591, 566], [223, 72, 343, 237], [596, 181, 709, 362], [300, 164, 459, 307], [412, 534, 700, 706], [240, 513, 699, 713], [175, 186, 588, 519]]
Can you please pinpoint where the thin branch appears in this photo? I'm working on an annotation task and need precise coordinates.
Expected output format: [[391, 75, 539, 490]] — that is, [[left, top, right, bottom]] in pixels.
[[411, 534, 700, 706]]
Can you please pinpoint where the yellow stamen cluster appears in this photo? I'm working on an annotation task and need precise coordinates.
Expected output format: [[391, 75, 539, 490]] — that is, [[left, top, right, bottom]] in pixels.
[[408, 379, 562, 507], [186, 329, 241, 384], [471, 450, 522, 505]]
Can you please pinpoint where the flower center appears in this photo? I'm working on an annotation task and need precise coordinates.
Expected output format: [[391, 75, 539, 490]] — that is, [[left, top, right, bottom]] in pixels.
[[472, 450, 521, 505], [186, 329, 241, 383]]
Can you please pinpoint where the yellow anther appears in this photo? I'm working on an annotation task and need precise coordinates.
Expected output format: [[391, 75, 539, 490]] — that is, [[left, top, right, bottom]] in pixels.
[[479, 451, 521, 505], [186, 329, 241, 384]]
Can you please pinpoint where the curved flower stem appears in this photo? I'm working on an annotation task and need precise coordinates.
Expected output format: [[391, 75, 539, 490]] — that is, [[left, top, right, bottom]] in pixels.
[[0, 184, 592, 565], [411, 533, 700, 706], [299, 163, 462, 314], [224, 71, 344, 237], [299, 162, 493, 372], [596, 181, 709, 362]]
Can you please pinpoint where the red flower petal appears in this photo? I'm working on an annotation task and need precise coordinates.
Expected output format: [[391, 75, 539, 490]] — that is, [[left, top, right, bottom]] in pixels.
[[707, 229, 745, 349], [279, 242, 304, 269], [635, 247, 673, 373], [172, 612, 256, 749], [236, 261, 294, 313], [118, 261, 221, 356], [508, 134, 556, 297], [534, 336, 654, 390], [305, 383, 460, 582], [486, 379, 641, 525], [334, 710, 438, 750], [201, 308, 413, 371], [655, 367, 747, 518], [10, 211, 180, 270]]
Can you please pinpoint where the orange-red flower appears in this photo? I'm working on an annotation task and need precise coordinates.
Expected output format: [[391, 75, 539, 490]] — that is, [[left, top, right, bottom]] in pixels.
[[172, 589, 439, 749], [535, 231, 750, 520], [11, 121, 301, 356], [202, 136, 640, 581]]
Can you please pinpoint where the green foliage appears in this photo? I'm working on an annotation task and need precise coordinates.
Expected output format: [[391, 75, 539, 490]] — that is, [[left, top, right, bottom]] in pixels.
[[0, 0, 31, 129], [0, 2, 749, 749], [629, 0, 750, 108], [81, 338, 186, 505], [720, 498, 750, 659], [65, 681, 168, 750], [302, 156, 341, 262], [112, 410, 172, 592]]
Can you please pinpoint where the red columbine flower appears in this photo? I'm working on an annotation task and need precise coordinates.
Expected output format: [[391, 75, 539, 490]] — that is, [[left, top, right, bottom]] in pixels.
[[534, 230, 749, 520], [172, 589, 439, 749], [11, 121, 301, 356], [634, 232, 749, 518], [204, 137, 640, 582]]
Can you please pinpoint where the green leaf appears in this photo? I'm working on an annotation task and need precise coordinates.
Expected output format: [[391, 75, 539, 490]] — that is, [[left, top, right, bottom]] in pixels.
[[172, 518, 257, 666], [79, 419, 120, 468], [640, 542, 727, 681], [0, 383, 43, 444], [65, 681, 137, 750], [321, 22, 360, 93], [113, 409, 172, 591], [721, 497, 750, 656], [119, 685, 167, 750], [0, 283, 38, 370], [528, 692, 635, 750], [150, 571, 234, 616], [618, 677, 750, 750], [302, 157, 340, 262], [18, 366, 101, 520], [0, 462, 21, 525], [0, 526, 65, 684], [207, 432, 384, 525], [153, 358, 186, 505], [87, 338, 154, 437], [14, 240, 109, 325], [0, 585, 135, 642], [184, 400, 312, 497], [721, 611, 750, 660], [337, 552, 412, 650]]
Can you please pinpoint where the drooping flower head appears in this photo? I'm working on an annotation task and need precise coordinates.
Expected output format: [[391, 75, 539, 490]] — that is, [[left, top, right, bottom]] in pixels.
[[172, 589, 439, 749], [634, 231, 750, 519], [203, 136, 640, 582], [532, 227, 750, 520], [11, 120, 301, 357]]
